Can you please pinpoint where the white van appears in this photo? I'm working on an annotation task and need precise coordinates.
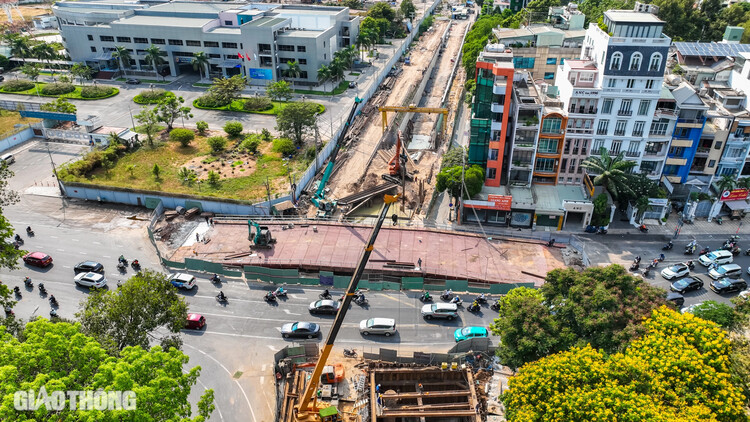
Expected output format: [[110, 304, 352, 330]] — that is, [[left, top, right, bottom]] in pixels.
[[698, 249, 733, 267], [0, 154, 15, 165], [708, 264, 742, 280]]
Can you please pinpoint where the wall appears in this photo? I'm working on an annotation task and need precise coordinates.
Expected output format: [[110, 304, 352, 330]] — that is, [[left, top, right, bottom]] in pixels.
[[0, 127, 35, 152]]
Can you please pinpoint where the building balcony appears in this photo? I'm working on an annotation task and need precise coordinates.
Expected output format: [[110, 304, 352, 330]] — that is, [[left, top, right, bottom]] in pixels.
[[566, 128, 594, 135], [259, 49, 273, 55], [493, 82, 507, 95], [625, 151, 640, 158], [676, 118, 704, 128], [655, 108, 678, 119], [690, 165, 706, 173], [491, 103, 504, 113], [649, 130, 670, 138], [614, 130, 626, 136], [511, 160, 532, 168], [695, 146, 710, 155], [617, 109, 633, 117], [533, 169, 558, 177], [665, 157, 688, 166], [670, 139, 693, 148], [536, 149, 560, 156], [644, 149, 666, 157], [632, 131, 644, 137], [491, 121, 503, 132], [567, 106, 597, 114], [513, 140, 536, 149]]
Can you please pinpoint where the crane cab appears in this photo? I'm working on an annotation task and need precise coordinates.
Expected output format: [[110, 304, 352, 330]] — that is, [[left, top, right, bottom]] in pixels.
[[321, 363, 344, 384]]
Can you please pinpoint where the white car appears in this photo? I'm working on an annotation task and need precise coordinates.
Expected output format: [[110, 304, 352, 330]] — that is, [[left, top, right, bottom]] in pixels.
[[359, 318, 397, 336], [681, 301, 707, 314], [739, 289, 749, 299], [74, 272, 107, 288], [661, 263, 690, 280], [167, 273, 196, 290]]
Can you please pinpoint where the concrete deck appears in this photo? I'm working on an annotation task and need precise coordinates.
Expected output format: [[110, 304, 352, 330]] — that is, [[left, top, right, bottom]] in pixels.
[[171, 222, 565, 285]]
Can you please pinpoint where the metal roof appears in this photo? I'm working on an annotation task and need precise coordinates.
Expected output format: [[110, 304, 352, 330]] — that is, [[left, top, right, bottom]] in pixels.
[[604, 10, 663, 24], [674, 41, 750, 58]]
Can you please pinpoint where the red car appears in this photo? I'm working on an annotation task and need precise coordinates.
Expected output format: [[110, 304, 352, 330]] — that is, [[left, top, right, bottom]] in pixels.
[[185, 313, 205, 330], [23, 252, 53, 267]]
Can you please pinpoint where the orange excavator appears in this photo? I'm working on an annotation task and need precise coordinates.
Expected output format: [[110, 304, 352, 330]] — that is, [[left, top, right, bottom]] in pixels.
[[387, 131, 410, 180]]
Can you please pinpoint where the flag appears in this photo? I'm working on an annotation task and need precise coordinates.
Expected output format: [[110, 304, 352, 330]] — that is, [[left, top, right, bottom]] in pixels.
[[246, 51, 252, 61], [254, 53, 258, 61], [238, 53, 244, 59]]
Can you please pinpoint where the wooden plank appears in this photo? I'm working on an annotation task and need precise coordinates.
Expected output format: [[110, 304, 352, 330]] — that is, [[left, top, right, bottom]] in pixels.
[[466, 369, 481, 422], [371, 371, 378, 422], [415, 383, 426, 422], [377, 410, 478, 418], [381, 390, 471, 399], [388, 403, 472, 411]]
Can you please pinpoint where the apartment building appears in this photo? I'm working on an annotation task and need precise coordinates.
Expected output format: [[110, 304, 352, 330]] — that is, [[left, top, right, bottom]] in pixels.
[[53, 0, 359, 85], [663, 81, 709, 184], [507, 72, 542, 186]]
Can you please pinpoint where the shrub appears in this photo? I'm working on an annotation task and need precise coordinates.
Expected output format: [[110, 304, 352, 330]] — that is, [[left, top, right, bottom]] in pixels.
[[196, 120, 208, 135], [207, 170, 220, 187], [2, 79, 34, 92], [80, 85, 115, 98], [57, 142, 126, 179], [272, 138, 296, 156], [40, 82, 75, 95], [304, 145, 317, 161], [134, 88, 168, 104], [261, 128, 272, 142], [241, 135, 262, 153], [169, 128, 195, 147], [242, 96, 273, 112], [207, 136, 227, 154], [195, 93, 229, 108], [223, 121, 243, 137]]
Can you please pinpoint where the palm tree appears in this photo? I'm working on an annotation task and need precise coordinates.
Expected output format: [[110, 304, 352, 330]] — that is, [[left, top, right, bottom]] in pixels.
[[580, 147, 636, 202], [8, 35, 30, 64], [317, 64, 331, 92], [737, 177, 750, 190], [634, 196, 652, 224], [330, 58, 345, 83], [283, 60, 301, 91], [111, 45, 132, 75], [191, 51, 210, 81], [716, 173, 737, 195], [31, 43, 57, 80], [144, 45, 165, 80]]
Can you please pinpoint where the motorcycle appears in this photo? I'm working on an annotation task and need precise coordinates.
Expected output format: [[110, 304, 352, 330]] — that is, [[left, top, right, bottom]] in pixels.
[[13, 286, 21, 297], [597, 226, 608, 234], [210, 274, 221, 284], [49, 309, 58, 318], [131, 261, 141, 271], [343, 348, 357, 358], [658, 254, 665, 262], [354, 295, 368, 306], [118, 256, 128, 265], [686, 261, 696, 270], [639, 224, 649, 233], [745, 248, 750, 256], [662, 241, 674, 251], [38, 282, 46, 294], [440, 290, 453, 301], [717, 216, 724, 225], [468, 302, 481, 313], [117, 262, 126, 273], [26, 227, 34, 237], [685, 244, 696, 255], [700, 247, 710, 255], [23, 277, 33, 288], [319, 291, 332, 300], [490, 300, 500, 311], [643, 267, 651, 277], [419, 292, 433, 302], [730, 246, 741, 255], [273, 288, 287, 298], [49, 296, 58, 307], [475, 295, 488, 304], [216, 293, 229, 303], [263, 292, 276, 302], [629, 262, 640, 271], [14, 234, 23, 245], [450, 297, 463, 307]]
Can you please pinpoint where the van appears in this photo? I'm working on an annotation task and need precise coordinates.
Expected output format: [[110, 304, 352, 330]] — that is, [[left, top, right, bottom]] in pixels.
[[698, 249, 733, 267], [0, 154, 14, 165], [359, 318, 396, 336], [708, 263, 742, 280]]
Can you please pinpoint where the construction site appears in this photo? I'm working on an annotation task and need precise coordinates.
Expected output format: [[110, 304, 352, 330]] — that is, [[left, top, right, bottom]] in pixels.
[[300, 11, 473, 222]]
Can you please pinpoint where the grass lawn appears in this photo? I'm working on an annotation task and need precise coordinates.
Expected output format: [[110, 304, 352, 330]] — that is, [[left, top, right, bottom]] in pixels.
[[60, 134, 309, 201], [349, 72, 361, 76], [116, 78, 169, 84], [193, 98, 325, 115], [0, 110, 40, 138], [0, 83, 119, 100], [32, 32, 59, 38], [293, 80, 349, 96]]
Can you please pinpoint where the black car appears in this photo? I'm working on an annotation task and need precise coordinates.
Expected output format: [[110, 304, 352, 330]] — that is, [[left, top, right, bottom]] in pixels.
[[74, 261, 104, 274], [666, 292, 685, 308], [125, 78, 141, 85], [710, 278, 748, 294], [309, 299, 340, 315], [670, 276, 704, 294], [280, 322, 320, 339]]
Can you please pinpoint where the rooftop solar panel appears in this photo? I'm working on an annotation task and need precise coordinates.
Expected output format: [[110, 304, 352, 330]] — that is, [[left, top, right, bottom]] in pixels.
[[675, 41, 750, 58]]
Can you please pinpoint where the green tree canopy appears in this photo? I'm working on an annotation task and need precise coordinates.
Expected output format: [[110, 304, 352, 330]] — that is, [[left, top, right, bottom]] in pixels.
[[435, 165, 484, 201], [275, 102, 319, 147], [690, 300, 739, 329], [400, 0, 416, 20], [134, 106, 160, 147], [440, 147, 468, 169], [266, 80, 293, 102], [154, 92, 192, 131], [580, 147, 636, 202], [461, 15, 505, 79], [207, 75, 246, 107], [40, 97, 76, 114]]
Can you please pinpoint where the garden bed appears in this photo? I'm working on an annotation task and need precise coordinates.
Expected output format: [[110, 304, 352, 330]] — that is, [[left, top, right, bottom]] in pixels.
[[192, 98, 325, 115], [0, 82, 119, 100], [293, 80, 350, 96]]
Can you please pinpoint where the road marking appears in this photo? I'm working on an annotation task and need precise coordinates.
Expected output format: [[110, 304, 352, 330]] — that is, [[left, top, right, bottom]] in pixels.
[[267, 345, 279, 351], [261, 364, 266, 371], [71, 239, 80, 242], [282, 309, 301, 315], [56, 249, 65, 252], [50, 235, 58, 239], [92, 241, 102, 245], [79, 252, 87, 255], [62, 265, 71, 269], [103, 255, 111, 258], [259, 376, 264, 384], [380, 294, 418, 308], [289, 294, 305, 300], [189, 372, 224, 421]]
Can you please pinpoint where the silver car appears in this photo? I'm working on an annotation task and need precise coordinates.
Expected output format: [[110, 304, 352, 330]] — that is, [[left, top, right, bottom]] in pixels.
[[359, 318, 396, 336]]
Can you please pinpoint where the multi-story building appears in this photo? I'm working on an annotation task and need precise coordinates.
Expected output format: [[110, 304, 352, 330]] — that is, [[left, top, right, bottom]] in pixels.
[[534, 97, 567, 184], [672, 29, 750, 86], [53, 0, 359, 86], [507, 72, 542, 186], [663, 81, 708, 184], [557, 60, 598, 185]]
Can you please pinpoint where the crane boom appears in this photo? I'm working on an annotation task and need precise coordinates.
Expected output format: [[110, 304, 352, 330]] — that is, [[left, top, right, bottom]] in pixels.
[[296, 194, 400, 418]]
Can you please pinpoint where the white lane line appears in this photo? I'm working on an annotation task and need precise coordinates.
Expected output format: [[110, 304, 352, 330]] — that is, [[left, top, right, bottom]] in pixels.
[[267, 345, 279, 351], [79, 252, 87, 255], [282, 309, 301, 315], [50, 235, 58, 239], [184, 369, 224, 421], [62, 265, 71, 269], [92, 241, 102, 245], [56, 249, 64, 252], [71, 239, 80, 242], [289, 294, 305, 300]]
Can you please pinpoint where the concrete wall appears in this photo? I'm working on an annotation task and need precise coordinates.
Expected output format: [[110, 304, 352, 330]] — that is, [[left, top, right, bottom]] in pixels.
[[0, 127, 35, 152]]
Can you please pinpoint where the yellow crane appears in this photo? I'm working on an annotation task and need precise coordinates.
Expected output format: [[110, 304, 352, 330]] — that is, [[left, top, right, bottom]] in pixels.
[[378, 105, 448, 137]]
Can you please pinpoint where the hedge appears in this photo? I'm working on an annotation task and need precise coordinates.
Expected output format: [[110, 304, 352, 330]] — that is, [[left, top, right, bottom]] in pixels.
[[81, 85, 116, 99], [1, 80, 34, 92], [40, 83, 75, 96], [133, 88, 170, 105]]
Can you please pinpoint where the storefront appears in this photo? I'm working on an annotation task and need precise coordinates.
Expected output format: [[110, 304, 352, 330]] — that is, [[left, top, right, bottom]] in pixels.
[[463, 194, 513, 225]]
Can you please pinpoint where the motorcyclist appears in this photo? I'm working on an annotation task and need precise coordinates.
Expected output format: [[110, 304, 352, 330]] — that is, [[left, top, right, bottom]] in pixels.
[[118, 255, 126, 263], [478, 293, 486, 302], [14, 234, 21, 242], [355, 291, 366, 303], [265, 291, 275, 301], [422, 291, 431, 301], [211, 273, 220, 281], [635, 255, 641, 263], [50, 309, 57, 317], [322, 289, 330, 298], [659, 253, 665, 261], [218, 291, 227, 301], [451, 295, 461, 304], [26, 226, 32, 233], [442, 289, 453, 298], [470, 300, 479, 311], [132, 259, 140, 266], [49, 295, 57, 304], [38, 282, 45, 292]]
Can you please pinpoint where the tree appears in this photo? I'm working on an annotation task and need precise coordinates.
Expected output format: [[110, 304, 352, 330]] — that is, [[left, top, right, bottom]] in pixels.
[[191, 51, 210, 81], [580, 147, 636, 203], [400, 0, 416, 20], [737, 177, 750, 190], [207, 170, 220, 187], [154, 92, 192, 131], [283, 60, 301, 91], [151, 163, 161, 180], [590, 192, 610, 226], [440, 147, 468, 169], [0, 54, 9, 71], [634, 195, 651, 223], [31, 43, 57, 79], [144, 44, 165, 79], [261, 128, 272, 142], [691, 300, 738, 329], [272, 137, 296, 156], [361, 17, 383, 44], [620, 173, 666, 205], [70, 63, 94, 85], [502, 307, 747, 421], [266, 80, 293, 102], [134, 106, 160, 147], [40, 97, 76, 114], [275, 102, 319, 147], [716, 173, 737, 195], [462, 15, 505, 79], [0, 319, 214, 421], [111, 45, 132, 73], [207, 136, 227, 154], [196, 120, 208, 136], [316, 64, 331, 92], [223, 121, 243, 137], [435, 165, 484, 203], [169, 128, 195, 147], [20, 63, 40, 84], [329, 57, 345, 83], [7, 34, 30, 64], [207, 74, 246, 107]]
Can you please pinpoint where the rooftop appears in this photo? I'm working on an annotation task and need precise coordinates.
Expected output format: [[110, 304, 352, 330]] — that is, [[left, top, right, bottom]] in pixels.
[[114, 14, 214, 27], [674, 41, 750, 58], [567, 60, 597, 70], [604, 10, 663, 24], [245, 16, 287, 27], [534, 185, 588, 214], [279, 29, 322, 38], [146, 2, 247, 14]]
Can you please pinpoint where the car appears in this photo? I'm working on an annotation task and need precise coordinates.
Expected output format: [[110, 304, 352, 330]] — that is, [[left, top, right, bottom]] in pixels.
[[698, 250, 733, 267], [167, 273, 196, 289], [309, 299, 340, 315], [708, 263, 742, 280], [421, 303, 458, 320], [454, 326, 489, 342], [74, 272, 107, 288], [359, 318, 396, 336], [185, 313, 206, 330], [666, 292, 685, 308], [661, 263, 690, 280], [126, 78, 141, 84], [23, 252, 53, 267], [710, 277, 748, 294], [280, 321, 321, 339], [74, 261, 104, 274], [0, 153, 14, 165], [681, 302, 707, 314], [670, 275, 704, 293]]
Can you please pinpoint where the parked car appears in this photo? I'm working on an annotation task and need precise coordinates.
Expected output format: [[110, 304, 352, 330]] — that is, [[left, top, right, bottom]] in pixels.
[[309, 299, 340, 315], [739, 289, 749, 300], [185, 313, 206, 329], [661, 263, 690, 280], [421, 303, 458, 320], [359, 318, 396, 336], [280, 322, 320, 339], [23, 252, 53, 268], [708, 263, 742, 280], [670, 275, 704, 294], [126, 78, 141, 85], [167, 273, 196, 289], [74, 261, 104, 274], [666, 292, 685, 308], [681, 302, 707, 314], [74, 272, 107, 288], [0, 154, 14, 165], [454, 326, 489, 342], [698, 250, 733, 267], [710, 277, 748, 294]]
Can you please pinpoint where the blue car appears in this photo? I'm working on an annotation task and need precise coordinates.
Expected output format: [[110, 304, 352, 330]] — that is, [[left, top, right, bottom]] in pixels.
[[454, 326, 489, 342]]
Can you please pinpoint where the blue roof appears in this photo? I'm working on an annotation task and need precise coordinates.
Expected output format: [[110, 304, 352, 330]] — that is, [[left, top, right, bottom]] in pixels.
[[674, 41, 750, 58]]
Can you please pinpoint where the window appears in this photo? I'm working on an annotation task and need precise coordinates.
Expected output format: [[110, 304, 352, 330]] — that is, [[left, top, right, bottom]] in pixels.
[[597, 120, 609, 135], [611, 140, 622, 154], [633, 121, 645, 137], [649, 53, 662, 72], [629, 52, 642, 71], [619, 99, 632, 115], [715, 141, 723, 150], [224, 20, 232, 25], [593, 139, 604, 151], [609, 52, 622, 70], [151, 38, 165, 45], [638, 100, 650, 115], [222, 42, 238, 49], [186, 40, 201, 46], [579, 72, 594, 82], [87, 34, 93, 41], [561, 158, 568, 172], [602, 98, 613, 114], [323, 41, 326, 48], [669, 146, 685, 156], [513, 57, 535, 68], [487, 168, 497, 179], [208, 53, 220, 58], [134, 37, 148, 44], [299, 71, 308, 79], [709, 159, 716, 167], [646, 79, 655, 89], [299, 59, 307, 65], [204, 41, 219, 48], [544, 72, 554, 80], [90, 46, 96, 52], [539, 139, 558, 153], [168, 39, 183, 46], [100, 35, 114, 42], [546, 58, 557, 65], [728, 147, 745, 158], [541, 118, 562, 134], [535, 158, 556, 172], [608, 78, 616, 88], [614, 120, 627, 136], [116, 36, 131, 43], [626, 79, 635, 88], [297, 46, 306, 52], [279, 45, 294, 52], [573, 139, 580, 154], [488, 149, 498, 160], [627, 141, 640, 155], [568, 158, 576, 173]]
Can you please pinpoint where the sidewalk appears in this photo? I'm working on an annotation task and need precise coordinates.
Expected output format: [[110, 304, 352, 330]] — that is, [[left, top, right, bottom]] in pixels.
[[605, 215, 747, 239]]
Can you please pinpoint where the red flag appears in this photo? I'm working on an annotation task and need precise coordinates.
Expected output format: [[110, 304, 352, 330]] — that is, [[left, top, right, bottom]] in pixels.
[[238, 53, 244, 59]]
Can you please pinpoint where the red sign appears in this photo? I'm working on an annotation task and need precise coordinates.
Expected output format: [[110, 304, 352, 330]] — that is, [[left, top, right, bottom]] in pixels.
[[487, 194, 512, 211], [720, 189, 749, 201]]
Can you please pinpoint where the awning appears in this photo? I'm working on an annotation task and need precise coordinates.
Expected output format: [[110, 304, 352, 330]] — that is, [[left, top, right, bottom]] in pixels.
[[723, 200, 750, 211], [219, 60, 242, 68]]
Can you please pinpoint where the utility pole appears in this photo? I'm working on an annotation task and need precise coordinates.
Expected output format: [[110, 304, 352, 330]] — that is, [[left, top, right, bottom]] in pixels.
[[314, 124, 321, 172], [46, 143, 66, 221], [265, 176, 272, 215]]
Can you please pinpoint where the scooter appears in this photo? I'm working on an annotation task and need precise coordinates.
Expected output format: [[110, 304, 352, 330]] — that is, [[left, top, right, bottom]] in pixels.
[[210, 274, 221, 284], [117, 262, 127, 273], [467, 302, 481, 313], [630, 262, 640, 271], [319, 291, 332, 300], [23, 277, 33, 288], [273, 287, 287, 298], [686, 261, 696, 270], [639, 224, 649, 233], [216, 293, 229, 303], [13, 286, 21, 297], [717, 216, 724, 225], [419, 292, 433, 302], [700, 247, 710, 255], [490, 300, 500, 311], [662, 241, 674, 251], [343, 348, 357, 358], [475, 295, 488, 304], [38, 282, 46, 295]]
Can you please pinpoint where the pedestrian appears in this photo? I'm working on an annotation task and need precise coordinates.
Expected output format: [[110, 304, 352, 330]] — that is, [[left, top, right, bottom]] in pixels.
[[209, 218, 214, 226], [204, 216, 209, 224], [417, 258, 422, 268], [376, 384, 381, 394], [196, 233, 200, 242]]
